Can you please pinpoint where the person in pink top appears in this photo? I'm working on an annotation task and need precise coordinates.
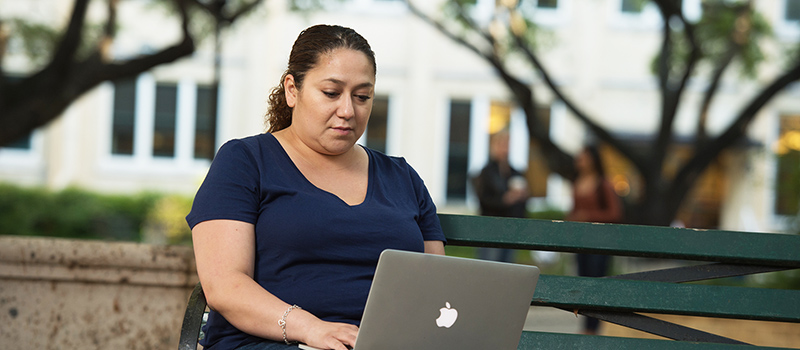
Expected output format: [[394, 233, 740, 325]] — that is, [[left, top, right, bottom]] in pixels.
[[567, 145, 623, 335]]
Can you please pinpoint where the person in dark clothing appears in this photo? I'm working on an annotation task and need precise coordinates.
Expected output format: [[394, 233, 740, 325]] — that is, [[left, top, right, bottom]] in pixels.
[[473, 130, 529, 262], [188, 25, 446, 350]]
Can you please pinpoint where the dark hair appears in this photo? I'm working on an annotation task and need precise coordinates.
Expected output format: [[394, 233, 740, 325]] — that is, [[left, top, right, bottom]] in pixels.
[[584, 145, 606, 180], [265, 24, 376, 133], [584, 145, 610, 209]]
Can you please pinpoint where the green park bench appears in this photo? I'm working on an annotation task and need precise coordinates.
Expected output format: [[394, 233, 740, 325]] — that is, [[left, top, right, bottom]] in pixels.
[[179, 213, 800, 349]]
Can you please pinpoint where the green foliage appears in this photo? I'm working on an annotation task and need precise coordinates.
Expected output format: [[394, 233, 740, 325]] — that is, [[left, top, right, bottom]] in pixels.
[[527, 208, 566, 221], [758, 269, 800, 290], [7, 18, 60, 66], [0, 183, 180, 243], [696, 1, 771, 78], [651, 1, 773, 80], [6, 16, 110, 70], [144, 194, 194, 245]]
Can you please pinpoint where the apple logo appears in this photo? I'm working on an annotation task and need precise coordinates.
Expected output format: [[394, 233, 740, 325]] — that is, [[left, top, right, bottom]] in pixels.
[[435, 302, 458, 328]]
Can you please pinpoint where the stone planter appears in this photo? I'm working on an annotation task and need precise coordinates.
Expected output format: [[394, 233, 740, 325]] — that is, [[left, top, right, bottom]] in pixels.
[[0, 236, 197, 350]]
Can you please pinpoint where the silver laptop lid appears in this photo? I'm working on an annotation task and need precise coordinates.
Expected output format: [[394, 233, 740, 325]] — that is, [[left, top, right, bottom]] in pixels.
[[353, 249, 540, 350]]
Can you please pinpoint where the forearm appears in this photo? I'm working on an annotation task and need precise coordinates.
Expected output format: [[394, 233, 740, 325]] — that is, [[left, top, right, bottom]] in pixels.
[[424, 240, 445, 255], [193, 219, 322, 344], [202, 273, 294, 342]]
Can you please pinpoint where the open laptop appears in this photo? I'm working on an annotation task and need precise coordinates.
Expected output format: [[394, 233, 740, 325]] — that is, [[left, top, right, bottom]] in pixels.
[[300, 249, 539, 350]]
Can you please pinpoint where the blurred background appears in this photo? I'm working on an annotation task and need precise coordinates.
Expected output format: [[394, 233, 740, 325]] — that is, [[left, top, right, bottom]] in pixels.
[[1, 0, 800, 348], [2, 0, 799, 243]]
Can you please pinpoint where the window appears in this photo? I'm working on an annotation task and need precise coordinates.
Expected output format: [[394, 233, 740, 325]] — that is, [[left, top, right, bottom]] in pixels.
[[524, 0, 569, 28], [194, 86, 217, 160], [110, 77, 217, 163], [787, 0, 800, 21], [111, 78, 136, 155], [608, 0, 668, 29], [153, 84, 178, 157], [447, 100, 472, 201], [366, 96, 389, 154], [5, 134, 32, 150], [777, 0, 800, 40], [621, 0, 645, 13], [537, 0, 558, 9], [775, 114, 800, 216]]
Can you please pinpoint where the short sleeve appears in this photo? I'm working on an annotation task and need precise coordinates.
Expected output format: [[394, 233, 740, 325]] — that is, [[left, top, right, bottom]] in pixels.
[[408, 164, 446, 243], [186, 140, 261, 228]]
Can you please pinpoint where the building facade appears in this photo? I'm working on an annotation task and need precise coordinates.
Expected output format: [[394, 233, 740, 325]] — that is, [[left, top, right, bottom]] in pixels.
[[1, 0, 799, 233]]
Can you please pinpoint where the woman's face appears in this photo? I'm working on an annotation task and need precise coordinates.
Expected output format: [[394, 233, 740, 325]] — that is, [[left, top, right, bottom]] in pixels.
[[575, 149, 594, 174], [284, 48, 375, 156]]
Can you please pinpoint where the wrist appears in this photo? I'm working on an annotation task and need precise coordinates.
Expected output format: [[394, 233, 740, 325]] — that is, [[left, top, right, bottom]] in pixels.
[[282, 306, 319, 345], [278, 305, 302, 344]]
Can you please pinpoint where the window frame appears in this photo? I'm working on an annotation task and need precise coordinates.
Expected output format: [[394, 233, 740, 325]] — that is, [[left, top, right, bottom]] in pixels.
[[101, 74, 216, 176], [0, 130, 44, 173], [777, 0, 800, 41], [524, 0, 571, 28]]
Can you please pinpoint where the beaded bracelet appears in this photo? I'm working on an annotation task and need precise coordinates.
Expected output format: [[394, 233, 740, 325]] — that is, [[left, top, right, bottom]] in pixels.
[[278, 305, 301, 345]]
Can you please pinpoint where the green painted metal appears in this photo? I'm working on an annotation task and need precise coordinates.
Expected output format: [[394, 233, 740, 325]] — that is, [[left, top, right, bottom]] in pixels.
[[438, 214, 800, 267], [531, 275, 800, 323], [517, 331, 796, 349]]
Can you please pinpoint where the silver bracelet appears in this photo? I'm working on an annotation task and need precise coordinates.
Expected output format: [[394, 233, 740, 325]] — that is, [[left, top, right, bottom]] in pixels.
[[277, 304, 301, 345]]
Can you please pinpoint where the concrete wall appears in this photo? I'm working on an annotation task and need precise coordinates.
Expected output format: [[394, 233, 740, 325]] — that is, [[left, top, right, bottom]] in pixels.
[[0, 236, 197, 350]]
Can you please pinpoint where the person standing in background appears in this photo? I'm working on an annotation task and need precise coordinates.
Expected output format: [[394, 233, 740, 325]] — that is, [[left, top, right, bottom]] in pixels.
[[567, 145, 623, 335], [473, 129, 529, 263]]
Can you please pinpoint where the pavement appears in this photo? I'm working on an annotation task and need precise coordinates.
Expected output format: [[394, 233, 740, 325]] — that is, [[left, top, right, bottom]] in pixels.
[[523, 306, 582, 334]]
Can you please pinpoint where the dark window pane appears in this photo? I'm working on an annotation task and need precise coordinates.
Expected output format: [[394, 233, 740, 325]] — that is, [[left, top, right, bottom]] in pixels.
[[366, 96, 389, 154], [5, 134, 32, 149], [787, 0, 800, 21], [153, 84, 177, 157], [447, 100, 472, 201], [112, 78, 137, 155], [621, 0, 645, 13], [195, 85, 217, 160], [538, 0, 558, 9]]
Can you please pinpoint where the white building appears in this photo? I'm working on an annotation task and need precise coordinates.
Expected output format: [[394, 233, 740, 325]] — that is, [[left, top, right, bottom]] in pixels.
[[1, 0, 799, 233]]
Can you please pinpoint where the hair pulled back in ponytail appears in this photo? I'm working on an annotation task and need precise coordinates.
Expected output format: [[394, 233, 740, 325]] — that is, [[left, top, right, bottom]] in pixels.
[[265, 24, 376, 133]]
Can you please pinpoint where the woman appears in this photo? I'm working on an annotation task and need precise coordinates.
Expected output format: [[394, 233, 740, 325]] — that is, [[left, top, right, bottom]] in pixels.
[[187, 25, 446, 350], [567, 145, 623, 335]]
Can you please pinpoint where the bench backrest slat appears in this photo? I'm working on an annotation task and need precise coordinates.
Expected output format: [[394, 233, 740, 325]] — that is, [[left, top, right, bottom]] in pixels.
[[518, 331, 787, 349], [534, 275, 800, 323], [439, 214, 800, 267]]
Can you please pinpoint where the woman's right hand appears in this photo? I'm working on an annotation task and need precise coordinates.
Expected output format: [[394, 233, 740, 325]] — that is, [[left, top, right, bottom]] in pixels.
[[287, 309, 359, 350]]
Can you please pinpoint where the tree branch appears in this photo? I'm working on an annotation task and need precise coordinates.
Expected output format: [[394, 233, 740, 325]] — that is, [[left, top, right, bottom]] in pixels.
[[696, 45, 738, 145], [668, 60, 800, 215], [407, 0, 576, 179], [50, 0, 90, 72], [509, 33, 646, 176], [696, 3, 752, 146], [99, 0, 119, 61], [651, 0, 698, 177], [0, 0, 196, 146], [406, 2, 493, 64], [0, 19, 7, 78]]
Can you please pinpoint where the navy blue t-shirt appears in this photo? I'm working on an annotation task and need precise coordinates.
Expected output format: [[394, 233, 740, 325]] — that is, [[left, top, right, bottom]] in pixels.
[[186, 133, 446, 349]]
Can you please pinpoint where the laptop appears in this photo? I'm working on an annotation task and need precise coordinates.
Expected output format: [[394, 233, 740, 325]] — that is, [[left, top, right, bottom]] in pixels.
[[300, 249, 540, 350]]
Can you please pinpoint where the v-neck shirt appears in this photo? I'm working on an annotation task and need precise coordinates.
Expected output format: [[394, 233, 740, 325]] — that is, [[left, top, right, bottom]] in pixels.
[[186, 133, 445, 350]]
